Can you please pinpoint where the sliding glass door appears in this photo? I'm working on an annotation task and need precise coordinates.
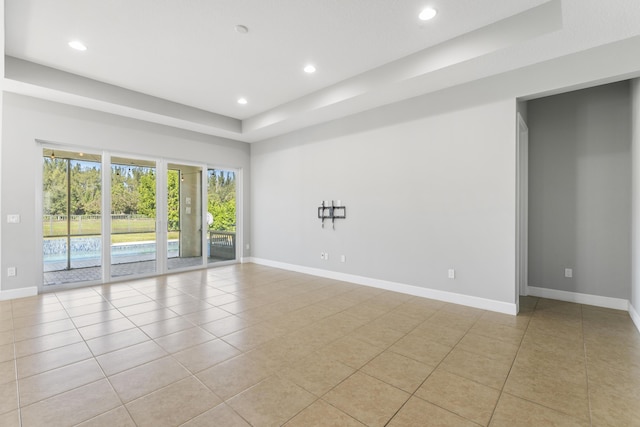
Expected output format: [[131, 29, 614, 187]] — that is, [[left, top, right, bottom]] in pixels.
[[41, 147, 239, 287], [167, 163, 203, 270], [110, 157, 157, 278], [42, 149, 102, 286], [207, 168, 236, 263]]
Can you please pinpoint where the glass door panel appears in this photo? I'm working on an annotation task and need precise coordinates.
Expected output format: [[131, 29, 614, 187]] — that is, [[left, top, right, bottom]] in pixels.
[[207, 169, 236, 263], [167, 163, 203, 270], [42, 149, 102, 286], [110, 157, 157, 277]]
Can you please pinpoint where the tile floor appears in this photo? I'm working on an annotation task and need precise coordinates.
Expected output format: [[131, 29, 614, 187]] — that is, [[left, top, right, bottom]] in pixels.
[[1, 263, 639, 426]]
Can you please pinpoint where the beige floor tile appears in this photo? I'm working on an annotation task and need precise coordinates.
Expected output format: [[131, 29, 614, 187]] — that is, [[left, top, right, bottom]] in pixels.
[[368, 311, 424, 333], [317, 336, 384, 369], [587, 359, 640, 397], [71, 309, 124, 328], [324, 371, 409, 427], [590, 383, 640, 427], [13, 318, 76, 342], [0, 380, 18, 415], [126, 376, 221, 427], [0, 409, 19, 427], [86, 328, 149, 356], [0, 343, 13, 363], [279, 352, 355, 396], [586, 341, 640, 372], [154, 326, 215, 353], [227, 375, 316, 427], [14, 329, 83, 358], [512, 347, 586, 384], [96, 340, 167, 376], [127, 308, 179, 327], [455, 333, 519, 363], [19, 358, 104, 406], [78, 317, 136, 340], [426, 311, 478, 332], [117, 301, 164, 317], [65, 301, 115, 317], [246, 336, 316, 371], [201, 314, 253, 337], [343, 303, 389, 323], [479, 310, 530, 329], [490, 393, 589, 427], [109, 356, 190, 402], [0, 331, 13, 346], [75, 405, 136, 427], [197, 353, 272, 400], [0, 359, 16, 385], [16, 341, 91, 380], [173, 338, 241, 373], [139, 316, 194, 339], [469, 320, 526, 345], [182, 403, 251, 427], [222, 323, 282, 351], [504, 363, 589, 421], [21, 379, 121, 427], [284, 400, 365, 427], [12, 310, 69, 329], [415, 369, 500, 426], [410, 322, 467, 347], [388, 396, 478, 427], [440, 347, 513, 389], [348, 323, 405, 348], [361, 350, 434, 393], [183, 306, 232, 325], [521, 327, 585, 355], [390, 333, 452, 366]]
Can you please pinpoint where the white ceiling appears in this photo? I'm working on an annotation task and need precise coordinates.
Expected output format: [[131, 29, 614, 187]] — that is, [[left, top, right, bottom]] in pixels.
[[4, 0, 640, 142]]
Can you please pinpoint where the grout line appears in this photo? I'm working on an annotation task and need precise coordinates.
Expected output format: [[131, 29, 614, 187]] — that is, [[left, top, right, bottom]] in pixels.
[[485, 297, 537, 426]]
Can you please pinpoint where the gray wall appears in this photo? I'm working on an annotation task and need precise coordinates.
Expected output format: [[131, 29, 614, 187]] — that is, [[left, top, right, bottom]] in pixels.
[[251, 96, 517, 305], [528, 82, 632, 299], [0, 93, 251, 292], [632, 78, 640, 313]]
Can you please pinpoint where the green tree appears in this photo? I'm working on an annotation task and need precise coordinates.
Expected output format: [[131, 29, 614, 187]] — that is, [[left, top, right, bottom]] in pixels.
[[207, 170, 236, 231], [137, 169, 156, 218], [167, 170, 180, 230]]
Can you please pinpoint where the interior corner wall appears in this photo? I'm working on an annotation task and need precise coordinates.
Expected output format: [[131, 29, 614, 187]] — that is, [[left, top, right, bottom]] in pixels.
[[0, 93, 251, 294], [251, 97, 517, 305], [632, 78, 640, 316], [528, 81, 632, 300]]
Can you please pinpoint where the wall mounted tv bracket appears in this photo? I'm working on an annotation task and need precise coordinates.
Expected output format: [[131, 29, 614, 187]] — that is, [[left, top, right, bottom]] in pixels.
[[318, 200, 346, 229]]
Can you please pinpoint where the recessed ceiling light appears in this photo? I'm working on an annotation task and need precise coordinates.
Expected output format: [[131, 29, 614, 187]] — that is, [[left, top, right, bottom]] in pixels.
[[419, 7, 437, 21], [235, 25, 249, 34], [68, 40, 87, 51], [304, 65, 316, 74], [237, 98, 248, 105]]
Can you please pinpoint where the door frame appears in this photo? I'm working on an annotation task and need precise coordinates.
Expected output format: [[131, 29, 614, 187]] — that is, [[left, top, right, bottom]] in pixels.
[[516, 113, 529, 305]]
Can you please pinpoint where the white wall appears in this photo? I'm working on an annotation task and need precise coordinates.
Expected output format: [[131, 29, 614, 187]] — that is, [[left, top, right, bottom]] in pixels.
[[251, 96, 517, 309], [528, 82, 632, 299], [632, 78, 640, 322], [0, 93, 250, 294]]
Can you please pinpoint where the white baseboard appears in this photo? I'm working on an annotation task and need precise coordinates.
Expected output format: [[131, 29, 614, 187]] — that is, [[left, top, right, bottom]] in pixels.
[[527, 286, 629, 311], [629, 303, 640, 334], [249, 258, 517, 315], [0, 286, 38, 301]]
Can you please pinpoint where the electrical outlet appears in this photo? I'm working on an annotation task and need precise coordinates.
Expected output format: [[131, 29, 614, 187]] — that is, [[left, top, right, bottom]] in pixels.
[[7, 267, 16, 277], [564, 268, 573, 278], [325, 253, 329, 261], [448, 269, 455, 279], [7, 214, 20, 224], [341, 255, 346, 263]]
